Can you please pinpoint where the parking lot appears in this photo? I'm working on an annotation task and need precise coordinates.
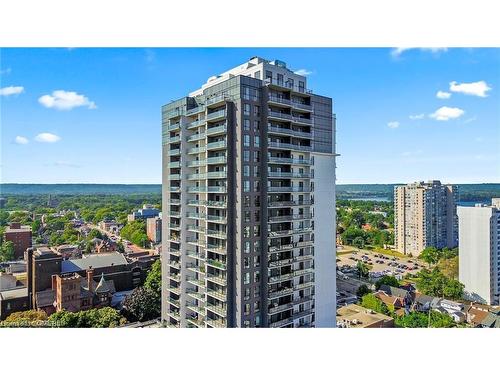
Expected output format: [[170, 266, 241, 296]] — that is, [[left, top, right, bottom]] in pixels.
[[337, 248, 427, 279]]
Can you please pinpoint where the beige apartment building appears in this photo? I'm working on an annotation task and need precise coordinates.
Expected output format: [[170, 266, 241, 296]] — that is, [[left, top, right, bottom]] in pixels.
[[394, 180, 458, 256]]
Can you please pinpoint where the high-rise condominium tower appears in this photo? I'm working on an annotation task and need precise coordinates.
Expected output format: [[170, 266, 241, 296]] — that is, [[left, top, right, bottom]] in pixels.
[[394, 180, 458, 256], [458, 199, 500, 306], [161, 57, 337, 328]]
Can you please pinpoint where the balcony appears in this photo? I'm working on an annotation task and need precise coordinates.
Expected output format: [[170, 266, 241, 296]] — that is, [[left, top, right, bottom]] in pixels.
[[268, 258, 294, 268], [206, 302, 227, 317], [168, 235, 180, 244], [206, 215, 226, 224], [168, 135, 181, 143], [187, 318, 205, 328], [187, 186, 227, 193], [268, 227, 313, 238], [207, 171, 227, 179], [293, 281, 315, 291], [187, 225, 205, 234], [268, 272, 295, 284], [168, 174, 181, 180], [187, 173, 206, 180], [168, 161, 181, 168], [169, 261, 181, 270], [206, 287, 227, 302], [168, 210, 182, 218], [268, 302, 294, 315], [267, 200, 312, 207], [206, 229, 227, 240], [269, 317, 294, 328], [187, 118, 206, 129], [167, 297, 181, 309], [187, 251, 206, 261], [206, 317, 226, 328], [206, 140, 227, 150], [188, 146, 206, 155], [268, 240, 314, 253], [206, 95, 227, 107], [268, 142, 312, 152], [186, 106, 205, 116], [264, 78, 312, 94], [294, 267, 314, 277], [267, 186, 311, 193], [206, 109, 226, 121], [187, 237, 206, 247], [187, 159, 206, 167], [207, 156, 227, 164], [166, 186, 180, 193], [186, 302, 206, 316], [291, 116, 313, 125], [206, 274, 227, 286], [167, 273, 181, 283], [268, 213, 313, 222], [206, 259, 227, 270], [291, 101, 312, 111], [268, 126, 312, 139], [268, 95, 292, 106], [268, 171, 311, 179], [168, 123, 181, 131], [165, 286, 181, 295], [186, 211, 206, 220], [206, 244, 226, 255], [206, 124, 227, 136], [268, 111, 292, 121], [168, 148, 181, 156], [187, 132, 206, 142], [268, 287, 294, 299], [186, 276, 206, 289]]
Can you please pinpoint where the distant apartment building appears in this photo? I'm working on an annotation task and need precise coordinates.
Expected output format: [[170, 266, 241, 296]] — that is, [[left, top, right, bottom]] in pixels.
[[147, 216, 162, 244], [458, 199, 500, 306], [4, 222, 32, 259], [127, 204, 161, 222], [161, 56, 337, 328], [394, 180, 458, 256]]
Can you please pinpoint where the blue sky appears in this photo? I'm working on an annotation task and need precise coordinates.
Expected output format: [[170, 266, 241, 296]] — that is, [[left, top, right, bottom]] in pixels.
[[1, 48, 499, 184]]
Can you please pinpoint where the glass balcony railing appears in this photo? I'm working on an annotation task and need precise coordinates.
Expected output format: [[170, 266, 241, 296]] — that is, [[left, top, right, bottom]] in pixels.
[[268, 157, 311, 165], [206, 215, 226, 223], [206, 124, 227, 135], [187, 118, 206, 129], [186, 106, 205, 116], [187, 160, 206, 167], [186, 211, 206, 220], [268, 126, 312, 139], [268, 142, 312, 152], [268, 95, 291, 105], [187, 132, 206, 142], [206, 95, 227, 106], [267, 171, 311, 179], [206, 302, 227, 317], [188, 146, 206, 155], [187, 225, 206, 233], [268, 111, 292, 120], [206, 230, 227, 239], [206, 109, 226, 121], [291, 116, 313, 125], [206, 244, 226, 255], [207, 171, 227, 179], [267, 186, 311, 193], [168, 148, 181, 156], [168, 174, 181, 180], [206, 140, 227, 150], [168, 135, 181, 143], [168, 161, 181, 168], [267, 200, 312, 207], [168, 123, 181, 131], [206, 156, 227, 164]]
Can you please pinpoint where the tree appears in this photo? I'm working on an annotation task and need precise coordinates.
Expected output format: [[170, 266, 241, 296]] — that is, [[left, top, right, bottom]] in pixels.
[[356, 261, 369, 279], [3, 310, 47, 323], [144, 259, 161, 302], [48, 307, 126, 328], [418, 246, 440, 266], [122, 287, 160, 322], [0, 241, 15, 262], [416, 267, 464, 299], [356, 284, 371, 298], [395, 310, 456, 328], [352, 236, 365, 249], [360, 293, 390, 315], [438, 256, 459, 279], [375, 275, 400, 290]]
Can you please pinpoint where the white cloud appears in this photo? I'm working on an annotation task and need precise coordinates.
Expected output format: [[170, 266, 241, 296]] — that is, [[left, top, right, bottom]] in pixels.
[[35, 133, 61, 143], [449, 80, 492, 97], [15, 136, 29, 145], [391, 47, 448, 58], [409, 113, 425, 120], [387, 121, 400, 129], [38, 90, 97, 110], [0, 68, 12, 75], [0, 86, 24, 96], [294, 69, 312, 76], [436, 90, 451, 99], [429, 106, 465, 121]]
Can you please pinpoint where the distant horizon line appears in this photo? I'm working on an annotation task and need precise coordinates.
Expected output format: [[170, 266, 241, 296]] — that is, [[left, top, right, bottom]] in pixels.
[[1, 182, 500, 186]]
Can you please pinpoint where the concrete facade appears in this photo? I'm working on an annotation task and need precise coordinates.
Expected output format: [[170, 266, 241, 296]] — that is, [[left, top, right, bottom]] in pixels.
[[394, 180, 458, 256], [458, 200, 500, 306], [161, 57, 337, 328]]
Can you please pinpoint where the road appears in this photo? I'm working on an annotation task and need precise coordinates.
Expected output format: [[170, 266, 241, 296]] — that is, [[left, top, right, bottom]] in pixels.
[[87, 223, 151, 254]]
